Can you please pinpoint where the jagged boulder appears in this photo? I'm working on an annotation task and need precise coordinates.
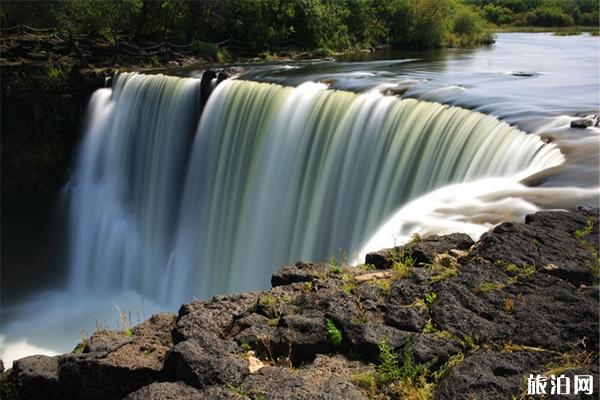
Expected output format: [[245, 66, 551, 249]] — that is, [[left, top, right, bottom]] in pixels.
[[366, 233, 473, 269]]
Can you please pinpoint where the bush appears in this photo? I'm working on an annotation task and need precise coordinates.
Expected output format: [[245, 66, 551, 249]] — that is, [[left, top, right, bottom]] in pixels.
[[579, 12, 599, 26], [453, 5, 486, 37], [482, 3, 515, 25], [525, 6, 575, 27]]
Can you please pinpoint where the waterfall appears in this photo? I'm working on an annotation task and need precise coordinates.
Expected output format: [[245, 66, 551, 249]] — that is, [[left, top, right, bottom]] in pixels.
[[67, 72, 564, 306]]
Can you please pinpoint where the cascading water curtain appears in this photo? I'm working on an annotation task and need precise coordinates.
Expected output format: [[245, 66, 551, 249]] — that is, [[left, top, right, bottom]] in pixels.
[[67, 73, 564, 307]]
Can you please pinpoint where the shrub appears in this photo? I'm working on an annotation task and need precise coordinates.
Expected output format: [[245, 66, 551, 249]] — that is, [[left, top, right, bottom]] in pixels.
[[525, 6, 575, 27], [325, 318, 342, 346]]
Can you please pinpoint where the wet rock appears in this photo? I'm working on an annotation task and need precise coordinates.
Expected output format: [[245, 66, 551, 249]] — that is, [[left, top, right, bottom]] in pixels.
[[216, 66, 245, 84], [199, 68, 217, 110], [570, 115, 598, 128], [11, 355, 58, 399], [271, 261, 326, 287], [512, 71, 535, 77]]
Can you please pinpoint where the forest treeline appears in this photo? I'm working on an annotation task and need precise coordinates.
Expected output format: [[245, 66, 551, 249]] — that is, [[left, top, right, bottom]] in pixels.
[[467, 0, 599, 27], [1, 0, 598, 55], [2, 0, 494, 54]]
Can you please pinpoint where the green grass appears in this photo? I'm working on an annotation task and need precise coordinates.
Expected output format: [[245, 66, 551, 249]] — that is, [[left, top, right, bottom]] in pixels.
[[432, 352, 464, 382], [475, 281, 506, 293]]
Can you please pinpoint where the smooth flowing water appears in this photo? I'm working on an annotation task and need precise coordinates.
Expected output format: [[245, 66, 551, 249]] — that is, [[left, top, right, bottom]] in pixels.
[[1, 33, 598, 365]]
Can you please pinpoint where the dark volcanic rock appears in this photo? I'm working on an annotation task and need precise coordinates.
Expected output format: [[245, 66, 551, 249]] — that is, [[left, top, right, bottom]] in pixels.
[[12, 355, 58, 399], [435, 351, 554, 400], [473, 210, 599, 285], [123, 381, 207, 400], [56, 313, 176, 400], [366, 233, 473, 269], [3, 209, 598, 400], [163, 340, 247, 388], [271, 261, 326, 287]]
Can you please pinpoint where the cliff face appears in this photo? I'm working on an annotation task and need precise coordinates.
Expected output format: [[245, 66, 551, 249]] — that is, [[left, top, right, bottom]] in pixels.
[[1, 208, 598, 400]]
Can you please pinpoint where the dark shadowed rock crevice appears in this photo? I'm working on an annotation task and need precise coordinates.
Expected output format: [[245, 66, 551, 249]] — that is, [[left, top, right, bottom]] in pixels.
[[1, 209, 598, 400]]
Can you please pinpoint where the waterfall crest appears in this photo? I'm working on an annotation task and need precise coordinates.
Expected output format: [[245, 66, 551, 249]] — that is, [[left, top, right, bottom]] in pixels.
[[67, 73, 564, 305]]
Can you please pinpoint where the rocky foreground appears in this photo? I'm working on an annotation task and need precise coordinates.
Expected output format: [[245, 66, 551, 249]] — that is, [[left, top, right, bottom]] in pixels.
[[1, 208, 599, 400]]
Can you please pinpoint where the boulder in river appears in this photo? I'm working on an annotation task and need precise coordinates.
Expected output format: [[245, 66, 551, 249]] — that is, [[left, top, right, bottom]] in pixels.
[[570, 114, 598, 128]]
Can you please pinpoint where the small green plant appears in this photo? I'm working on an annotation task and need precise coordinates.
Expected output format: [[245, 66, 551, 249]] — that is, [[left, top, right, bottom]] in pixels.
[[241, 341, 252, 352], [423, 318, 436, 334], [424, 292, 437, 304], [497, 260, 536, 279], [228, 384, 250, 398], [360, 263, 377, 271], [115, 305, 133, 336], [574, 218, 595, 239], [411, 298, 428, 312], [433, 352, 464, 382], [409, 233, 423, 244], [428, 254, 459, 284], [328, 251, 348, 273], [572, 217, 600, 284], [149, 54, 160, 67], [462, 335, 478, 350], [73, 343, 85, 354], [259, 294, 281, 325], [376, 341, 429, 385], [351, 372, 377, 395], [375, 278, 392, 294], [325, 317, 343, 346], [474, 281, 505, 293]]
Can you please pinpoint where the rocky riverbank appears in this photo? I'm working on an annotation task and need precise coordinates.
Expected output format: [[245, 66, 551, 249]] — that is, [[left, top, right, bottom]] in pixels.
[[1, 208, 598, 400]]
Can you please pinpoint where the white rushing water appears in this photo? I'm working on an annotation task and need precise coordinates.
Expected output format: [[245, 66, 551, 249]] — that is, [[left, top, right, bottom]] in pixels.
[[1, 71, 579, 365], [68, 72, 564, 305]]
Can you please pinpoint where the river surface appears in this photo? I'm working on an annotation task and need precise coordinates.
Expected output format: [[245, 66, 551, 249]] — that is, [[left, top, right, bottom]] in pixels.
[[1, 32, 598, 366]]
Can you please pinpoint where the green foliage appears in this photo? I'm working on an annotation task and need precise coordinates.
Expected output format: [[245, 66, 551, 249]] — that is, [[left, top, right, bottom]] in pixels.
[[428, 253, 459, 284], [241, 341, 252, 352], [467, 0, 593, 28], [376, 341, 429, 385], [325, 318, 343, 346], [424, 292, 437, 304], [2, 0, 496, 54], [328, 251, 347, 274], [475, 281, 506, 293], [574, 218, 595, 239], [391, 247, 415, 278], [523, 5, 574, 27], [351, 372, 377, 393], [432, 352, 464, 382], [573, 217, 600, 285]]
